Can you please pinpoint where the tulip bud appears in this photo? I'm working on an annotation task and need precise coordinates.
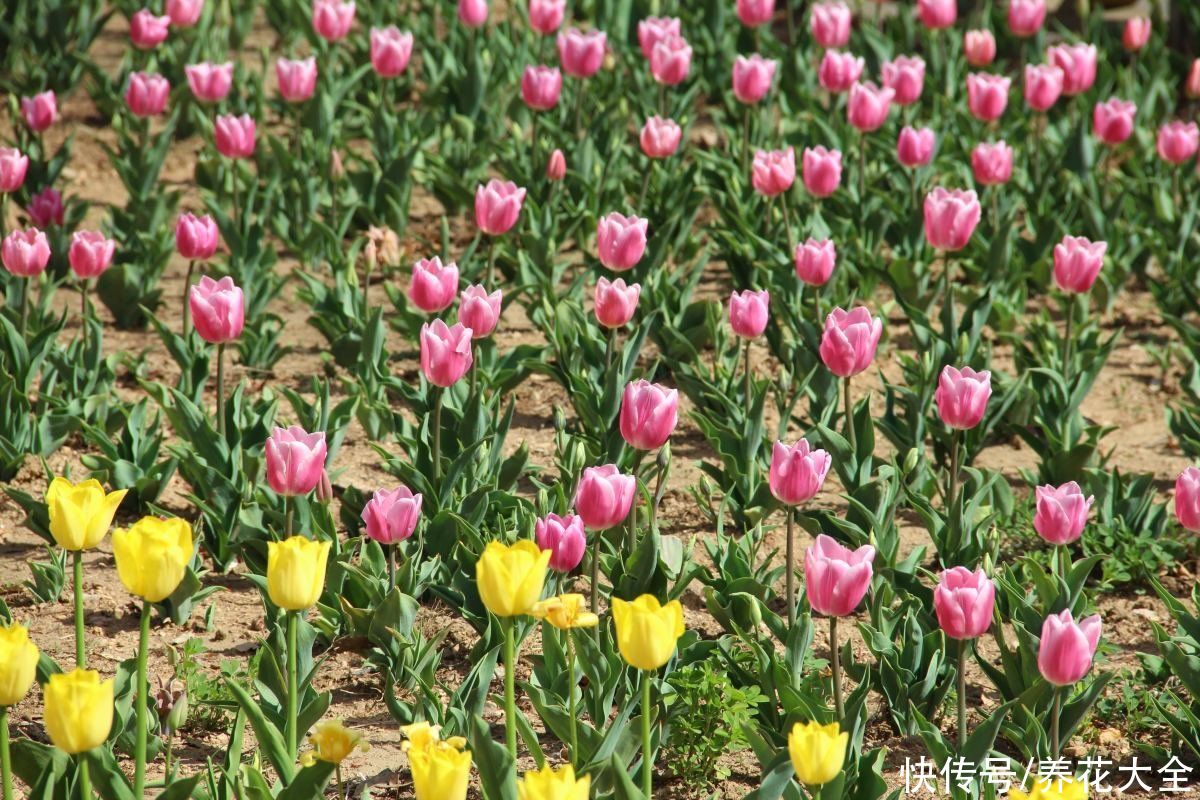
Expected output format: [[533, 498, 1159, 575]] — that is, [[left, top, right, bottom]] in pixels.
[[546, 148, 566, 180]]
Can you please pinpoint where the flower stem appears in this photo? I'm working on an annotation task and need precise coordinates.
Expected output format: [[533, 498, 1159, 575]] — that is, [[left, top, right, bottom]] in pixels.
[[1063, 295, 1074, 386], [387, 544, 397, 591], [77, 756, 90, 800], [567, 630, 579, 767], [79, 280, 89, 353], [216, 342, 227, 439], [641, 671, 653, 798], [1051, 687, 1062, 758], [956, 638, 967, 750], [284, 495, 293, 539], [590, 531, 604, 644], [135, 601, 151, 800], [18, 278, 29, 339], [1, 706, 12, 800], [504, 620, 518, 758], [286, 610, 299, 763], [843, 377, 857, 455], [830, 615, 844, 721], [182, 260, 196, 334], [486, 237, 497, 290], [743, 338, 753, 420], [73, 550, 86, 668], [947, 428, 961, 522], [432, 388, 443, 493], [786, 508, 796, 626]]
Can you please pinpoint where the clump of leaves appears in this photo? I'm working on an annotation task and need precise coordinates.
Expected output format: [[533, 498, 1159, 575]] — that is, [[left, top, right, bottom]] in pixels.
[[662, 657, 765, 794], [172, 638, 260, 734]]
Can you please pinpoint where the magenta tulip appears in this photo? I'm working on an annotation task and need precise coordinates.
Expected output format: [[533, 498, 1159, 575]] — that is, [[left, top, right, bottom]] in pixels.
[[277, 57, 318, 103], [522, 65, 563, 111], [166, 0, 204, 27], [362, 486, 422, 544], [546, 148, 566, 180], [1, 229, 51, 277], [736, 0, 774, 27], [805, 534, 875, 617], [794, 238, 837, 286], [810, 2, 851, 49], [934, 567, 996, 639], [266, 426, 328, 497], [1007, 0, 1046, 37], [26, 188, 63, 228], [752, 147, 796, 196], [971, 141, 1013, 186], [1038, 610, 1101, 686], [640, 116, 682, 158], [649, 35, 692, 86], [1048, 43, 1098, 96], [214, 114, 256, 159], [769, 439, 832, 505], [924, 188, 982, 251], [1053, 236, 1107, 294], [185, 62, 233, 104], [1176, 467, 1200, 532], [458, 0, 488, 27], [967, 73, 1010, 122], [408, 257, 459, 313], [1157, 121, 1200, 165], [370, 26, 414, 77], [535, 513, 587, 572], [189, 276, 245, 344], [0, 148, 29, 194], [312, 0, 355, 41], [594, 277, 641, 328], [596, 212, 648, 271], [619, 380, 679, 451], [574, 466, 635, 530], [130, 10, 171, 49], [1092, 99, 1136, 146], [897, 126, 935, 167], [420, 320, 474, 387], [68, 232, 116, 280], [557, 28, 607, 78], [21, 91, 57, 133], [847, 81, 893, 132], [176, 213, 219, 260], [818, 50, 864, 93], [529, 0, 566, 35], [732, 55, 777, 104], [125, 72, 170, 117], [819, 306, 882, 378], [803, 146, 842, 197], [1122, 17, 1151, 52], [458, 285, 502, 339], [935, 366, 992, 430], [964, 30, 996, 67], [917, 0, 955, 29], [728, 289, 769, 339], [1024, 64, 1065, 112], [881, 55, 925, 106], [637, 16, 681, 59], [1033, 482, 1094, 546], [475, 180, 526, 236]]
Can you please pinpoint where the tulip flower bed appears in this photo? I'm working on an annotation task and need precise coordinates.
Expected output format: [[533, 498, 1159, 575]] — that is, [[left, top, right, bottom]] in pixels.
[[5, 0, 1200, 798]]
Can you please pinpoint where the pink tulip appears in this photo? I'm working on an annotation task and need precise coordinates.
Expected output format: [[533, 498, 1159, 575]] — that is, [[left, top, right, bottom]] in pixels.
[[546, 148, 567, 180], [21, 92, 57, 133], [1187, 59, 1200, 100], [1, 229, 51, 277], [897, 126, 935, 167], [732, 55, 777, 104], [934, 567, 996, 640], [573, 465, 636, 530], [0, 148, 29, 194], [1157, 121, 1200, 165], [803, 146, 843, 197], [820, 307, 882, 378], [596, 212, 648, 271], [1007, 0, 1045, 37], [214, 114, 256, 159], [1033, 482, 1094, 545], [277, 57, 318, 103], [650, 35, 691, 86], [924, 187, 981, 251], [1048, 43, 1098, 96], [881, 55, 925, 106], [805, 534, 875, 617], [847, 81, 893, 133], [1038, 610, 1101, 686], [737, 0, 774, 27], [818, 50, 864, 93], [558, 28, 607, 78], [475, 180, 526, 236], [935, 366, 992, 430], [752, 147, 796, 197], [458, 0, 488, 26], [917, 0, 955, 29], [26, 188, 63, 228], [370, 26, 414, 78], [266, 426, 328, 497], [166, 0, 204, 27], [1024, 64, 1065, 112], [362, 486, 422, 545], [176, 213, 219, 260], [1176, 467, 1200, 532], [1122, 17, 1151, 52], [1092, 99, 1136, 146], [967, 73, 1010, 122], [594, 277, 641, 328], [535, 513, 586, 572], [68, 231, 116, 279], [420, 320, 474, 387], [125, 72, 170, 117], [637, 16, 681, 60], [1053, 236, 1107, 294], [619, 380, 679, 451], [769, 439, 832, 505], [185, 62, 234, 103], [458, 285, 502, 339], [522, 65, 563, 111], [794, 238, 837, 286], [810, 2, 852, 49], [189, 275, 245, 344], [313, 0, 355, 41], [529, 0, 566, 35], [964, 30, 996, 67], [130, 10, 171, 49], [971, 141, 1013, 186], [640, 116, 682, 158], [729, 289, 769, 339], [409, 257, 459, 313]]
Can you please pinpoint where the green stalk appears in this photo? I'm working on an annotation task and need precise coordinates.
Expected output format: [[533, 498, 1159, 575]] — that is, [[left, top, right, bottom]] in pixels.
[[1, 706, 12, 800], [567, 630, 579, 767], [77, 756, 91, 800], [79, 280, 89, 353], [134, 602, 151, 800], [590, 530, 604, 640], [18, 278, 29, 339], [830, 615, 844, 721], [947, 428, 961, 522], [216, 343, 227, 439], [1050, 687, 1062, 758], [432, 388, 443, 492], [74, 551, 86, 668], [286, 611, 299, 762], [182, 260, 196, 334], [504, 620, 518, 757], [743, 338, 753, 420], [486, 238, 497, 290], [641, 672, 653, 798], [284, 495, 293, 539], [956, 638, 967, 750], [843, 377, 857, 455], [786, 508, 796, 626], [1062, 296, 1074, 386], [387, 544, 397, 591]]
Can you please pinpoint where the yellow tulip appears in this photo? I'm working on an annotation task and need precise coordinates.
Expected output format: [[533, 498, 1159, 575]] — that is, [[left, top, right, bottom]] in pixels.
[[787, 721, 847, 787], [611, 595, 685, 671], [405, 726, 472, 800], [267, 536, 331, 611], [0, 624, 39, 706], [45, 477, 127, 552], [1009, 777, 1088, 800], [532, 594, 600, 630], [476, 540, 551, 617], [112, 517, 193, 602], [517, 763, 591, 800], [43, 669, 114, 755], [401, 721, 466, 753], [301, 720, 369, 765]]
